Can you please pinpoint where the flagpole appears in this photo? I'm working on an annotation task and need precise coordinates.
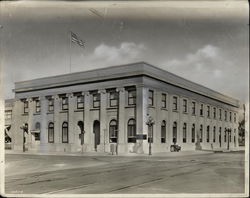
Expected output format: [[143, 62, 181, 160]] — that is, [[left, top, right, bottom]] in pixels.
[[69, 31, 72, 73]]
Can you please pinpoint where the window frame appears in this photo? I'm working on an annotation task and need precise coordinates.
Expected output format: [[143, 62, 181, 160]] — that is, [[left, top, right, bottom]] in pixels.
[[183, 99, 188, 113], [200, 125, 203, 142], [173, 96, 178, 111], [77, 95, 84, 109], [62, 122, 68, 143], [191, 101, 196, 115], [128, 89, 136, 106], [207, 105, 210, 118], [93, 93, 100, 108], [48, 98, 54, 112], [35, 99, 41, 113], [213, 126, 216, 143], [127, 119, 136, 143], [200, 104, 204, 116], [109, 119, 118, 143], [213, 107, 216, 119], [48, 122, 54, 143], [207, 126, 210, 143], [191, 124, 195, 143], [161, 93, 167, 108], [24, 101, 29, 114], [161, 120, 166, 143], [109, 91, 118, 107], [183, 123, 187, 143], [148, 90, 154, 106], [62, 97, 69, 111]]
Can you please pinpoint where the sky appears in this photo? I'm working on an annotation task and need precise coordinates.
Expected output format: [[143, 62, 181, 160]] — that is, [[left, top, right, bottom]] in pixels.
[[0, 0, 249, 108]]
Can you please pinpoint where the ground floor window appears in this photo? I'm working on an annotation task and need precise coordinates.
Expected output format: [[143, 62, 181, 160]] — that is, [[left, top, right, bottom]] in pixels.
[[207, 126, 210, 143], [191, 124, 195, 143], [128, 119, 136, 143], [48, 122, 54, 143], [183, 123, 187, 143], [200, 125, 203, 142], [173, 122, 177, 143], [62, 122, 68, 143], [213, 126, 216, 143], [161, 121, 166, 143], [224, 128, 227, 142], [109, 120, 118, 143]]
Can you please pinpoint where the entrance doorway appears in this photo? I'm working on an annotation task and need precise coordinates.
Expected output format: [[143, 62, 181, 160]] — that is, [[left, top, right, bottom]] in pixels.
[[93, 120, 100, 151]]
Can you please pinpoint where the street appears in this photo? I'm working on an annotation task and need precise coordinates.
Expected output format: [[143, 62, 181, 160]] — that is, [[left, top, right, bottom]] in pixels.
[[5, 151, 245, 194]]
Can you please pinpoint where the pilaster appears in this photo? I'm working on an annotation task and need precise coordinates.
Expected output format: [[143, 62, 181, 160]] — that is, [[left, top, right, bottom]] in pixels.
[[40, 96, 48, 152], [98, 89, 107, 152], [54, 95, 60, 144], [83, 91, 92, 151]]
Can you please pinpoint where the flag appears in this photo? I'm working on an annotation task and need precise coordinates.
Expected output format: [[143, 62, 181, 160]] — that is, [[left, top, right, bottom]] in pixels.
[[71, 31, 85, 48]]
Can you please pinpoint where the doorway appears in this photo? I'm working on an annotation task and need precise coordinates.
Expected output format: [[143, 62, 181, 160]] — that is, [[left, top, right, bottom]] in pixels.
[[93, 120, 100, 151]]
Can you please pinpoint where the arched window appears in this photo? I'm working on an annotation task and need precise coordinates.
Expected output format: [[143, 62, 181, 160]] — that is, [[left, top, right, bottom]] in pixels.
[[213, 126, 216, 143], [128, 119, 136, 143], [200, 125, 203, 142], [219, 127, 222, 147], [161, 121, 166, 143], [62, 122, 68, 143], [78, 121, 84, 145], [173, 122, 177, 143], [207, 126, 210, 143], [48, 122, 54, 143], [183, 123, 187, 143], [109, 120, 118, 143], [192, 124, 195, 143], [224, 128, 227, 142]]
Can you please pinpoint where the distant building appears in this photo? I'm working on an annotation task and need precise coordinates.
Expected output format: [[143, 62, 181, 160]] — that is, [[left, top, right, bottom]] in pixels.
[[6, 62, 240, 154]]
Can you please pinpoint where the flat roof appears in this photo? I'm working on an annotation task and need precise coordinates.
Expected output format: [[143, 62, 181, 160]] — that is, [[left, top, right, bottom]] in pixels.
[[14, 62, 239, 107]]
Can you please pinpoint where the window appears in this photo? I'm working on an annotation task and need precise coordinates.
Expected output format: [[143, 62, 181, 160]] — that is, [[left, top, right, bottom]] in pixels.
[[5, 110, 12, 119], [234, 113, 236, 123], [183, 99, 187, 113], [207, 126, 210, 142], [183, 123, 187, 143], [93, 93, 100, 108], [62, 122, 68, 143], [148, 90, 154, 106], [229, 129, 232, 142], [200, 104, 204, 116], [62, 97, 68, 110], [109, 120, 118, 143], [77, 95, 84, 109], [161, 93, 167, 108], [200, 125, 203, 142], [173, 122, 177, 143], [161, 121, 166, 143], [191, 124, 195, 143], [173, 96, 178, 111], [213, 107, 216, 119], [34, 122, 40, 141], [219, 127, 222, 147], [35, 100, 40, 113], [207, 106, 210, 118], [128, 119, 136, 143], [224, 128, 227, 142], [192, 102, 196, 115], [48, 122, 54, 143], [128, 89, 136, 105], [110, 91, 118, 107], [229, 112, 232, 122], [148, 124, 153, 143], [24, 101, 29, 113], [225, 111, 227, 121], [48, 98, 54, 112], [219, 109, 222, 120], [213, 126, 216, 143]]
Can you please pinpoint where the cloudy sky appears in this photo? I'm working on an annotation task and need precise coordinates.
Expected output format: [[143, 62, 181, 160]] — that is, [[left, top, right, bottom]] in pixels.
[[0, 0, 249, 106]]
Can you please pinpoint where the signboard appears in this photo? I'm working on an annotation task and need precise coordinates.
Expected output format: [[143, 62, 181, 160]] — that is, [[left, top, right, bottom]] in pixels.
[[136, 134, 147, 140]]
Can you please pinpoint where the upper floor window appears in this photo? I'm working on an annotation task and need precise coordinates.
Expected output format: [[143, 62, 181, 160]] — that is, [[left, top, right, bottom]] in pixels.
[[234, 113, 236, 123], [35, 100, 40, 113], [213, 107, 216, 119], [200, 104, 203, 116], [219, 109, 222, 120], [148, 90, 154, 106], [93, 93, 100, 108], [48, 98, 54, 112], [109, 91, 118, 107], [229, 112, 232, 122], [183, 99, 187, 113], [62, 97, 68, 110], [173, 96, 178, 111], [77, 95, 84, 109], [5, 110, 12, 119], [225, 111, 227, 121], [192, 102, 196, 115], [161, 93, 167, 108], [207, 105, 210, 118], [128, 89, 136, 105], [24, 101, 29, 114]]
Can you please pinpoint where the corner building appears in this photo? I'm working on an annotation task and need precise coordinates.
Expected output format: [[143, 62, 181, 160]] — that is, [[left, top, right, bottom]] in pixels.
[[10, 62, 240, 154]]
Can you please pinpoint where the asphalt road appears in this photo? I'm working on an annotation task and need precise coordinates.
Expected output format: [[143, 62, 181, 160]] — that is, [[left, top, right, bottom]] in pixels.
[[5, 152, 245, 194]]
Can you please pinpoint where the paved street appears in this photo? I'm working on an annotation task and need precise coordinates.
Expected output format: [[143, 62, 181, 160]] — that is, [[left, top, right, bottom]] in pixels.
[[5, 151, 245, 195]]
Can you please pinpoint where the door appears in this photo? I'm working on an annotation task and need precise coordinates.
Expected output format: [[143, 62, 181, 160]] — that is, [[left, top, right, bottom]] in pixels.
[[93, 120, 100, 151]]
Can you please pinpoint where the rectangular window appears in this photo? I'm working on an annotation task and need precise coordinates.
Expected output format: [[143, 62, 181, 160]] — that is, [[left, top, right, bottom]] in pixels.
[[173, 96, 178, 111], [183, 123, 187, 143], [183, 99, 187, 113], [219, 109, 222, 120], [77, 95, 84, 109], [229, 112, 232, 122], [207, 126, 210, 142], [200, 104, 203, 116], [213, 107, 216, 119], [148, 90, 154, 106], [161, 93, 167, 108], [24, 101, 29, 114], [207, 106, 210, 118], [93, 93, 100, 108], [5, 110, 12, 119], [128, 89, 136, 105], [62, 97, 68, 110], [35, 100, 40, 113], [192, 102, 196, 115], [225, 111, 227, 121], [110, 91, 118, 107], [48, 98, 54, 112]]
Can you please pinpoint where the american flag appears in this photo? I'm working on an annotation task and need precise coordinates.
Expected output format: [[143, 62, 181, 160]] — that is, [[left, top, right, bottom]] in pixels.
[[71, 31, 85, 48]]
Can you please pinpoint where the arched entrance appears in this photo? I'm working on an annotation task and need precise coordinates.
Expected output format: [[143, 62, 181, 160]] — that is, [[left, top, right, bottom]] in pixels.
[[93, 120, 100, 151], [78, 121, 84, 145]]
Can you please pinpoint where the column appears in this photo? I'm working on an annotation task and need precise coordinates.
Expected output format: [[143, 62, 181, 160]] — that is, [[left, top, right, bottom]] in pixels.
[[117, 87, 126, 153], [83, 91, 92, 151], [54, 95, 60, 146], [155, 91, 161, 148], [98, 89, 107, 152], [40, 96, 48, 152], [27, 98, 34, 150], [67, 93, 75, 151], [136, 85, 148, 154]]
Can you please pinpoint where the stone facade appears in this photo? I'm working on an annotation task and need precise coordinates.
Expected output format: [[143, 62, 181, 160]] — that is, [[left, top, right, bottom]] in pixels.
[[7, 62, 240, 154]]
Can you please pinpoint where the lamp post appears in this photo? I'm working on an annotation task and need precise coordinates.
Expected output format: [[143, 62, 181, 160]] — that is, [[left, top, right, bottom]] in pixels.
[[225, 128, 231, 150], [20, 123, 28, 152], [146, 115, 155, 155]]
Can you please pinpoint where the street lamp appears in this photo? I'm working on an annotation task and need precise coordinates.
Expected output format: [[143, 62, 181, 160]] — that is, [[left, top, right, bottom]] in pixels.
[[146, 115, 155, 155], [225, 128, 232, 150], [20, 123, 28, 152]]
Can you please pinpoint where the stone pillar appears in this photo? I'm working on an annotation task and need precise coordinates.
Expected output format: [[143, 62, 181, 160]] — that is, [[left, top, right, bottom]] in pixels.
[[155, 91, 161, 146], [83, 91, 92, 151], [27, 98, 34, 150], [40, 96, 48, 152], [136, 85, 148, 154], [98, 89, 107, 152], [67, 93, 75, 148], [54, 95, 60, 146], [117, 87, 126, 153]]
